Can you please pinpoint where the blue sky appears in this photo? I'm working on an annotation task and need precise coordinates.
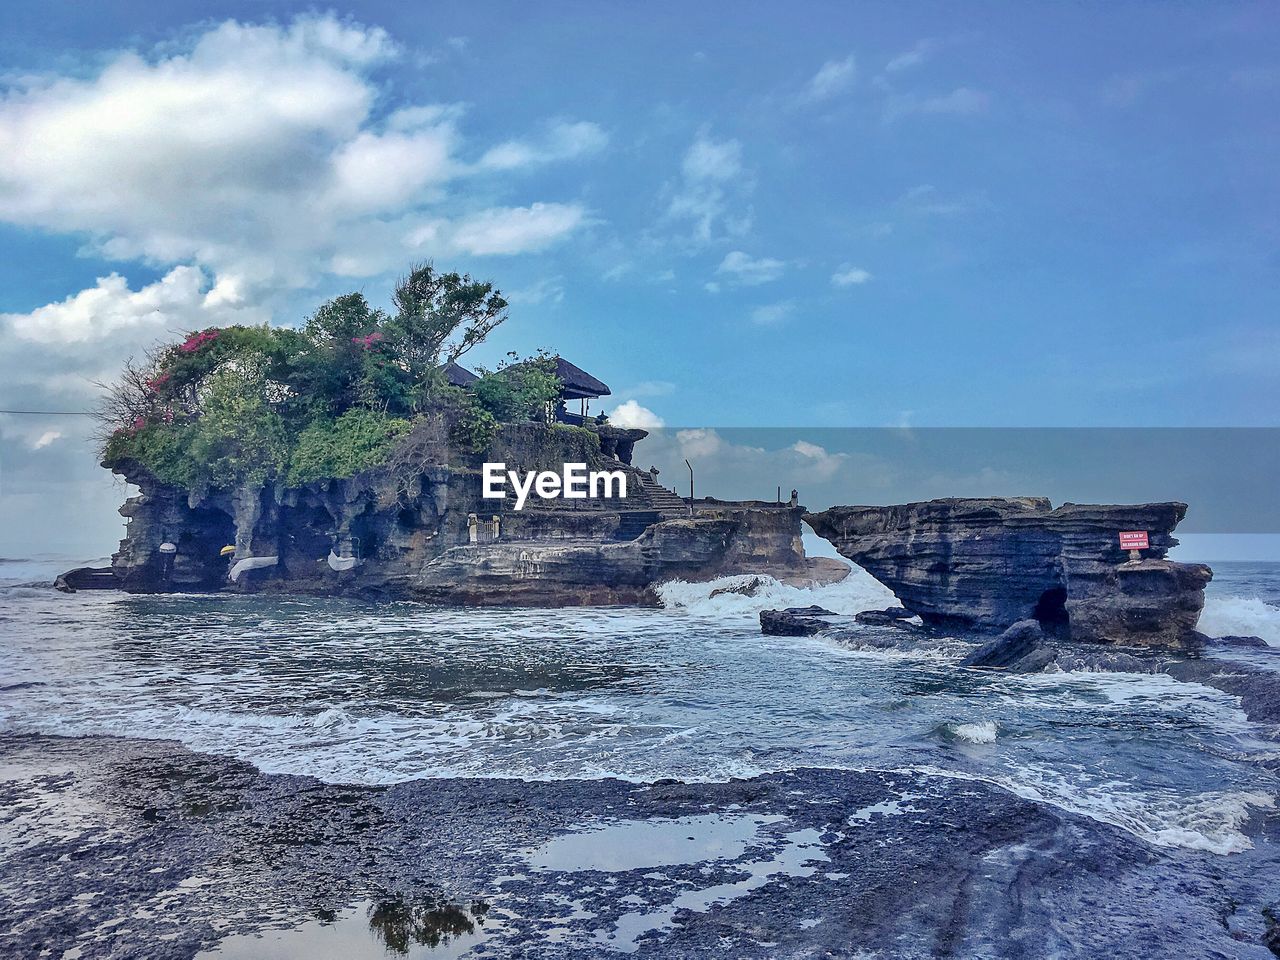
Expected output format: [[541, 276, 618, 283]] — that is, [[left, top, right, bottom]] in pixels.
[[0, 2, 1277, 555]]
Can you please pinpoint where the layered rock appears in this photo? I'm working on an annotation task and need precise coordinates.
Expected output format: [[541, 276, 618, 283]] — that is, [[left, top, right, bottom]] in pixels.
[[805, 498, 1212, 648], [100, 421, 815, 604], [759, 606, 839, 636]]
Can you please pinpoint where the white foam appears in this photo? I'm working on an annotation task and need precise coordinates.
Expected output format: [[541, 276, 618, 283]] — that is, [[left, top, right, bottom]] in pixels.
[[1199, 595, 1280, 646], [907, 762, 1274, 855], [951, 720, 998, 744], [656, 562, 896, 620]]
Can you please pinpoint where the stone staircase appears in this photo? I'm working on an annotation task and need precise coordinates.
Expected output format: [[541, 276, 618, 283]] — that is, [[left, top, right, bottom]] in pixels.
[[636, 473, 688, 517]]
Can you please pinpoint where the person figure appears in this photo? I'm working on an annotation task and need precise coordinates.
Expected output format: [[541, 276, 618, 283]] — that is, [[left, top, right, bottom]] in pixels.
[[491, 515, 501, 541], [789, 489, 799, 507]]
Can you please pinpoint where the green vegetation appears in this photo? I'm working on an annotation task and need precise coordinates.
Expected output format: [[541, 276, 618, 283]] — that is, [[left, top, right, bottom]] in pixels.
[[287, 409, 412, 486], [98, 264, 567, 491]]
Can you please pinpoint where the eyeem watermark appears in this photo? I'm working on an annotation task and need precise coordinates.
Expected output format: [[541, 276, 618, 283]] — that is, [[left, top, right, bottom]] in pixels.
[[483, 463, 628, 511]]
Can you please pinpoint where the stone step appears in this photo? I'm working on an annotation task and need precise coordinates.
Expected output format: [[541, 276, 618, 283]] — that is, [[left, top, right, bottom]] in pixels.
[[637, 475, 687, 516]]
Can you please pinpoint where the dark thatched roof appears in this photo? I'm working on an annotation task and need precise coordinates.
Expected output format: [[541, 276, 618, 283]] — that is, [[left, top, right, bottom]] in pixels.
[[551, 357, 611, 400], [443, 361, 479, 387]]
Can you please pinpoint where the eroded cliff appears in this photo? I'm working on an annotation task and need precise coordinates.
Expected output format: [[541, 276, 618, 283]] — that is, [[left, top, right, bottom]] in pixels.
[[805, 497, 1212, 648], [105, 421, 816, 604]]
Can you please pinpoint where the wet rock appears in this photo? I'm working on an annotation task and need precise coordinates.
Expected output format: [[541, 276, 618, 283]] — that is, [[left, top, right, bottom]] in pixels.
[[1162, 659, 1280, 727], [854, 606, 915, 627], [1052, 648, 1154, 674], [1209, 635, 1272, 650], [52, 567, 119, 592], [3, 732, 1278, 960], [806, 498, 1212, 648], [710, 576, 769, 599], [760, 607, 837, 636], [960, 620, 1056, 673]]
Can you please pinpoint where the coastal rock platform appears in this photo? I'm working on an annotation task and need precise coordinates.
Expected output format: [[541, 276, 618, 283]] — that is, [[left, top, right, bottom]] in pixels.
[[2, 732, 1277, 960]]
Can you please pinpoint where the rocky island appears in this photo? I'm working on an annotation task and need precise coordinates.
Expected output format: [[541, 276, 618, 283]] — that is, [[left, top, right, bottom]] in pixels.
[[62, 264, 826, 604]]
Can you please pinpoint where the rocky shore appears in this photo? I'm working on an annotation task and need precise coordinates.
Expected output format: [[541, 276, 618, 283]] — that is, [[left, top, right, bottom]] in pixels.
[[3, 732, 1278, 960]]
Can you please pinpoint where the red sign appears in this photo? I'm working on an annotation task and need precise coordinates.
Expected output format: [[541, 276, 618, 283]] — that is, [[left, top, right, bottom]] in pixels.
[[1119, 530, 1149, 551]]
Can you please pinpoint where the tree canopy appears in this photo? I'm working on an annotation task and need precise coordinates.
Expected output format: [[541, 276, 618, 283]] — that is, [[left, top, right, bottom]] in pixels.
[[98, 264, 567, 492]]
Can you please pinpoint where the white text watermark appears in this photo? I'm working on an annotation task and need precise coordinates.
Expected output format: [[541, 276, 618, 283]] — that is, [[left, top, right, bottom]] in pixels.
[[482, 463, 628, 510]]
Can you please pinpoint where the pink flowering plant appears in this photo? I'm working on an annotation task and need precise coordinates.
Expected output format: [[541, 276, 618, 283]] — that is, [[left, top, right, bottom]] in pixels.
[[95, 262, 542, 493]]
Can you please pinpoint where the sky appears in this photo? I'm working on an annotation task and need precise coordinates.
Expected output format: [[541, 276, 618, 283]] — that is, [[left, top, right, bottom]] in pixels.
[[0, 1, 1277, 558]]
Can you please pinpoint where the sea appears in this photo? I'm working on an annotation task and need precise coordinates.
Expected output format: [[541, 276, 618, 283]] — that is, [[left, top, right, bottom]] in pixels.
[[1, 550, 1279, 862]]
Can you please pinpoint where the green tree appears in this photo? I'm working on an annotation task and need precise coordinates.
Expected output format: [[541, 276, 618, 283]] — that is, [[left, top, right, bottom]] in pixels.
[[389, 263, 508, 409], [472, 353, 562, 423]]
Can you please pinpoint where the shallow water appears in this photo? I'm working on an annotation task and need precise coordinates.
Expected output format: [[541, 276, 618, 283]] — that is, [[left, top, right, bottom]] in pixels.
[[1, 555, 1278, 856]]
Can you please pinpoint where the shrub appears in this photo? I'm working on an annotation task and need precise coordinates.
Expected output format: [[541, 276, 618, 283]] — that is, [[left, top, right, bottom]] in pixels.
[[472, 354, 561, 423], [447, 394, 499, 453], [287, 409, 412, 486]]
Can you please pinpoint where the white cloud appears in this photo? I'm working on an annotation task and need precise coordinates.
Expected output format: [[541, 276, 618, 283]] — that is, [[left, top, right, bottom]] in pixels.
[[4, 266, 258, 344], [665, 429, 850, 487], [440, 203, 590, 256], [682, 134, 742, 181], [0, 14, 596, 300], [507, 276, 565, 306], [898, 184, 986, 218], [0, 266, 267, 423], [32, 430, 63, 449], [801, 55, 856, 102], [750, 302, 795, 327], [664, 131, 751, 245], [1100, 70, 1181, 108], [716, 251, 786, 286], [477, 120, 608, 171], [884, 87, 990, 121], [790, 440, 849, 481], [618, 380, 675, 398], [831, 265, 872, 287], [675, 428, 733, 459], [608, 400, 665, 430], [884, 39, 942, 74]]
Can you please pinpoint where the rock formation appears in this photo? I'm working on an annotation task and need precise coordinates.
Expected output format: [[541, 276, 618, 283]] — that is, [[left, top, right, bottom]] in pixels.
[[759, 606, 839, 636], [958, 620, 1058, 672], [805, 498, 1212, 648], [97, 421, 821, 604]]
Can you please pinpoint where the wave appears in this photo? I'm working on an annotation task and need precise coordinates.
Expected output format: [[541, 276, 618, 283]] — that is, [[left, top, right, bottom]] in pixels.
[[1199, 595, 1280, 646], [656, 563, 897, 619], [949, 720, 998, 744], [907, 763, 1273, 856]]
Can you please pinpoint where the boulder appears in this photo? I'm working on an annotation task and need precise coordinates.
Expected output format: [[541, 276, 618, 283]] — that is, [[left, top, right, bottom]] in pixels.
[[854, 606, 915, 627], [53, 566, 120, 592], [959, 620, 1056, 673], [710, 576, 769, 599], [760, 607, 838, 636], [806, 498, 1212, 649], [1207, 634, 1271, 650]]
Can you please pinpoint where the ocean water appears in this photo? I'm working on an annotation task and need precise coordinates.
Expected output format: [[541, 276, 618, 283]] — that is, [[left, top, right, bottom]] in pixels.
[[1, 554, 1278, 857]]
